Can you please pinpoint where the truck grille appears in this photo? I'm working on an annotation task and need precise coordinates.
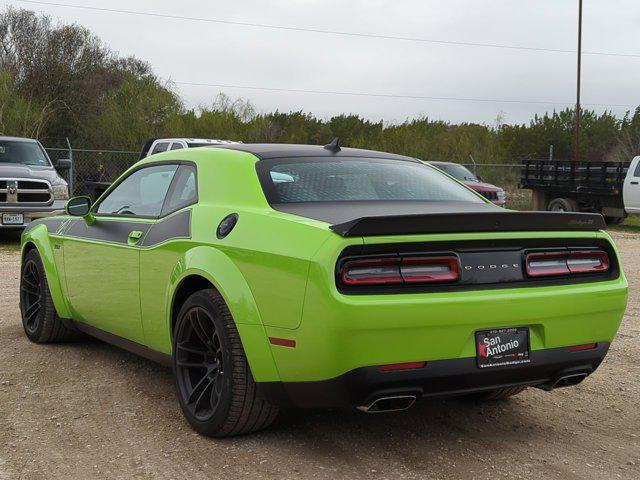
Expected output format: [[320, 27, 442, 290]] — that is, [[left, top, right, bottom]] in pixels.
[[479, 190, 498, 201], [0, 179, 52, 205]]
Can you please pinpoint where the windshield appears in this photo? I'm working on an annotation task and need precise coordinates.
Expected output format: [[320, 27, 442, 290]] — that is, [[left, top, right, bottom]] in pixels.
[[0, 140, 51, 167], [432, 163, 479, 182], [259, 157, 483, 204]]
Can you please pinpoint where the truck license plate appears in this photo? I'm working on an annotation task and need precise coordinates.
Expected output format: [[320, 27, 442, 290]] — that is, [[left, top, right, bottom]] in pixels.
[[2, 213, 24, 225]]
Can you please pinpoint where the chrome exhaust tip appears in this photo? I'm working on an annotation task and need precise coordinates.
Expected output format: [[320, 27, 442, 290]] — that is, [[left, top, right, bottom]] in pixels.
[[552, 373, 588, 389], [357, 395, 417, 413]]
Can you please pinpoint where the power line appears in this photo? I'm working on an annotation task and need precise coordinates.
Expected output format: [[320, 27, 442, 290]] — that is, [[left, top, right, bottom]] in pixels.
[[11, 0, 640, 59], [174, 81, 637, 108]]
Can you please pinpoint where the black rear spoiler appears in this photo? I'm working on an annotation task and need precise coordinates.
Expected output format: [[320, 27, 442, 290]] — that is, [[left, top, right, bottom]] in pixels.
[[329, 211, 606, 237]]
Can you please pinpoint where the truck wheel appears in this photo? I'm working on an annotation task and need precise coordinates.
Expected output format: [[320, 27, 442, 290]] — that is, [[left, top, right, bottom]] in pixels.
[[20, 249, 81, 343], [604, 216, 624, 225], [547, 197, 579, 212], [467, 386, 527, 401], [173, 289, 278, 437]]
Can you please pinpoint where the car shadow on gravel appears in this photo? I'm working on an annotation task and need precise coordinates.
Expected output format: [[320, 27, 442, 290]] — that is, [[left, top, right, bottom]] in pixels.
[[0, 231, 22, 249], [61, 335, 542, 448]]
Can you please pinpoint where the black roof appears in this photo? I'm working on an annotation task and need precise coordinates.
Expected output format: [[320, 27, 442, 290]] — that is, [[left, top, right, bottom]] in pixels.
[[215, 143, 419, 162]]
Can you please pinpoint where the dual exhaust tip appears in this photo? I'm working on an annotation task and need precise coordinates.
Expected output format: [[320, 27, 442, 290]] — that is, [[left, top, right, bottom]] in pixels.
[[358, 373, 590, 413], [357, 395, 417, 413]]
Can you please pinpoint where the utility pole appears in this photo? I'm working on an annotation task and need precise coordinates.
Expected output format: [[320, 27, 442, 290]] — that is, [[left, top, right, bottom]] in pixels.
[[575, 0, 583, 162]]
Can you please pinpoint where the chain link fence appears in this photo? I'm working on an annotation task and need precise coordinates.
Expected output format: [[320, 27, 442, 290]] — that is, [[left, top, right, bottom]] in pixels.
[[46, 147, 140, 199], [45, 146, 532, 209]]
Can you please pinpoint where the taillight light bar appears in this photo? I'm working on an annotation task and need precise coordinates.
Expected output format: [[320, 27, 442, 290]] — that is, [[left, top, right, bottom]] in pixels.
[[525, 250, 610, 278], [340, 255, 460, 286]]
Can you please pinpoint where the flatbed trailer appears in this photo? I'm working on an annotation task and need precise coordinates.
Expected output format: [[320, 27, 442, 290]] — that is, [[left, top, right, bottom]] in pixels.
[[520, 159, 635, 224]]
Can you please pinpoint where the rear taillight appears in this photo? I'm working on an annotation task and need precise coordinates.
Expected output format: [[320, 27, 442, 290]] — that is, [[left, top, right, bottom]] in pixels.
[[340, 255, 459, 286], [566, 250, 610, 274], [340, 258, 402, 285], [525, 250, 610, 278], [401, 256, 459, 283]]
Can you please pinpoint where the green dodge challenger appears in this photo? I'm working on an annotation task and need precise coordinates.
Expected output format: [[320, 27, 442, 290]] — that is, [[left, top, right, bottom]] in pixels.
[[20, 142, 628, 437]]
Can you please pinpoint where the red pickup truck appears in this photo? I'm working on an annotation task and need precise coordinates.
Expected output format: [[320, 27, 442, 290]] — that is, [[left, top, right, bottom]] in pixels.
[[430, 161, 506, 207]]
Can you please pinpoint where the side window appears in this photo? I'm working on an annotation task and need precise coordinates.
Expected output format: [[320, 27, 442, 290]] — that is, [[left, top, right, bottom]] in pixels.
[[634, 161, 640, 177], [170, 142, 185, 151], [162, 165, 198, 215], [96, 164, 178, 217], [151, 142, 170, 155]]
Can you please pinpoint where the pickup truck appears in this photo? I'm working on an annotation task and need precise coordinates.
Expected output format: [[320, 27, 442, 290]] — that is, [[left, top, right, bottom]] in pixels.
[[0, 136, 71, 230], [520, 156, 640, 224], [140, 138, 240, 159]]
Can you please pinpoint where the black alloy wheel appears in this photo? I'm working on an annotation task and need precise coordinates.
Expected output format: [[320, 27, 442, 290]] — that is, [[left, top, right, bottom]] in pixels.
[[173, 289, 278, 437], [20, 257, 42, 335], [175, 306, 225, 421]]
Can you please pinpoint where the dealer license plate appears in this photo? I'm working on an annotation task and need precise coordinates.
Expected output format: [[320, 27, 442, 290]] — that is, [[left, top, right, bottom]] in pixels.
[[2, 213, 24, 225], [476, 327, 530, 369]]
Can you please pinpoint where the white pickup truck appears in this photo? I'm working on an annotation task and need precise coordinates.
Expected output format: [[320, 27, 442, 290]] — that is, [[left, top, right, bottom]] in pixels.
[[140, 138, 240, 158], [623, 156, 640, 215], [521, 156, 640, 224]]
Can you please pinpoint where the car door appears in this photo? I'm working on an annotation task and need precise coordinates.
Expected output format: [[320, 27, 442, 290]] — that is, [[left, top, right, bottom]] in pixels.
[[63, 163, 179, 342], [139, 164, 198, 353], [623, 157, 640, 213]]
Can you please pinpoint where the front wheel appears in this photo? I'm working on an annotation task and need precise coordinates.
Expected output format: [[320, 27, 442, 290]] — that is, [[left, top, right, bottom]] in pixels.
[[20, 249, 80, 343], [173, 289, 278, 437]]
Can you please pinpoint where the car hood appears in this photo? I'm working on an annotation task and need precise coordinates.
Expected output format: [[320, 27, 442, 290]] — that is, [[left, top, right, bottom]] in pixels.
[[463, 180, 501, 192], [0, 163, 66, 185]]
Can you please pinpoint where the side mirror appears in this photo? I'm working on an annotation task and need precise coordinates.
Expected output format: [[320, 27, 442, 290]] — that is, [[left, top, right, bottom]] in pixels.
[[55, 159, 72, 171], [65, 196, 95, 225]]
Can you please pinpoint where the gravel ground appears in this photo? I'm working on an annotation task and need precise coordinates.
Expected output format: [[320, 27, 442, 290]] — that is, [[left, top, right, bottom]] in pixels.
[[0, 232, 638, 480]]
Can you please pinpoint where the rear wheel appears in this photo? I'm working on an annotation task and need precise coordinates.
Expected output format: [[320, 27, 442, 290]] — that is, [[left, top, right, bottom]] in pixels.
[[20, 249, 80, 343], [467, 386, 527, 401], [173, 289, 278, 437], [604, 216, 624, 225], [547, 197, 579, 213]]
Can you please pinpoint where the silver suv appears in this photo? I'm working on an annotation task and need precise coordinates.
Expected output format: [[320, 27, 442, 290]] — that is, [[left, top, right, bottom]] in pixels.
[[0, 137, 70, 230]]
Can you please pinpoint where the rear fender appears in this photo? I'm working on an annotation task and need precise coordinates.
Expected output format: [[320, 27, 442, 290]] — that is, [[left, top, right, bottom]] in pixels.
[[169, 246, 280, 382]]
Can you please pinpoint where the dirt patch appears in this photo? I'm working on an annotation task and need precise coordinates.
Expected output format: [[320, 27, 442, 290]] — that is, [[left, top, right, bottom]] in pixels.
[[0, 233, 638, 479]]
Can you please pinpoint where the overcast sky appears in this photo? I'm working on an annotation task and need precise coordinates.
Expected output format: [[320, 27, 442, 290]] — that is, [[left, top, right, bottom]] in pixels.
[[10, 0, 640, 125]]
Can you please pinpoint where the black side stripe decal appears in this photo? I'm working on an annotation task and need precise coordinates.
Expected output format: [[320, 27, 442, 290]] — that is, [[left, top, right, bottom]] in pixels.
[[23, 217, 69, 235], [141, 210, 192, 247], [63, 210, 192, 247], [66, 218, 153, 245]]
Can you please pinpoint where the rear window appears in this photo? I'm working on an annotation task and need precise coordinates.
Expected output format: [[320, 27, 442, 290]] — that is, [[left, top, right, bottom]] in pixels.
[[258, 157, 484, 204], [0, 141, 50, 167], [432, 163, 479, 182]]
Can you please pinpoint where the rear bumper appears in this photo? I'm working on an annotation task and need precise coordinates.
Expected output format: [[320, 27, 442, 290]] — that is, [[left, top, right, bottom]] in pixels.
[[258, 343, 609, 408]]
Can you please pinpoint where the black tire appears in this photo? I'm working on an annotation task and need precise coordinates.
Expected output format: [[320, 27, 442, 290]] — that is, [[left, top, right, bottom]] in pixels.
[[547, 197, 579, 213], [20, 249, 80, 343], [468, 386, 527, 401], [604, 216, 624, 226], [173, 289, 278, 437]]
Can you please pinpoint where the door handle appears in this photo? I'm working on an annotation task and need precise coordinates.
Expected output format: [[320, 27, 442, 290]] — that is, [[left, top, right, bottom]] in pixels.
[[128, 230, 144, 245], [631, 181, 639, 185]]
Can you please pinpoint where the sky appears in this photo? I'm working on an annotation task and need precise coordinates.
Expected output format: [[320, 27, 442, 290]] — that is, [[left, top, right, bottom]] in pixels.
[[6, 0, 640, 125]]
